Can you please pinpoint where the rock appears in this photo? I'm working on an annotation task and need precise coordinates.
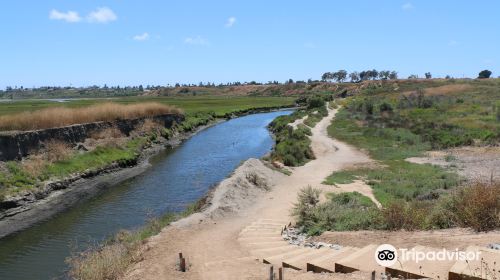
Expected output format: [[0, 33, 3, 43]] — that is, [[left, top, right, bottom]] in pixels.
[[272, 161, 284, 169], [488, 243, 500, 250]]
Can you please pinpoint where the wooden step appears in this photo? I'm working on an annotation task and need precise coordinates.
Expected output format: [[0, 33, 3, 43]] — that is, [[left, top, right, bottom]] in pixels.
[[250, 245, 301, 258], [282, 247, 330, 270], [335, 244, 384, 273], [448, 246, 500, 280], [262, 247, 311, 266], [242, 241, 289, 250], [386, 246, 456, 279], [306, 247, 359, 273], [307, 247, 359, 273], [238, 236, 283, 242]]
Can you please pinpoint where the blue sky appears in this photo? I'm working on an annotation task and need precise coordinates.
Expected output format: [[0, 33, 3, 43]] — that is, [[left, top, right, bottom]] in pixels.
[[1, 0, 498, 88]]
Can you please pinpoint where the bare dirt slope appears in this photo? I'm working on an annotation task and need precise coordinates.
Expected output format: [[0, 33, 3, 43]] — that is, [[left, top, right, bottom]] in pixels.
[[123, 106, 375, 280]]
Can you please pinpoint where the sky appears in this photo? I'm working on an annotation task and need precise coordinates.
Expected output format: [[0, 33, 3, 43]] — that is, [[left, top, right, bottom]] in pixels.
[[0, 0, 499, 88]]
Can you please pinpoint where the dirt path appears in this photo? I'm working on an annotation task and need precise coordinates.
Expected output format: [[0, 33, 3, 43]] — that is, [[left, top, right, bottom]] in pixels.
[[289, 115, 308, 129], [123, 106, 377, 279]]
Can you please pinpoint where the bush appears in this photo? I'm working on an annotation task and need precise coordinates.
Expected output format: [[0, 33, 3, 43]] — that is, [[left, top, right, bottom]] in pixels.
[[307, 96, 326, 110], [446, 182, 500, 231], [270, 110, 315, 166], [293, 190, 382, 235]]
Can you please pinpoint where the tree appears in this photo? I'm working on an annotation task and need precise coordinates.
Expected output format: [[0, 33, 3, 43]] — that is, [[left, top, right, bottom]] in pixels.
[[334, 70, 348, 83], [408, 74, 419, 79], [370, 69, 379, 80], [379, 70, 390, 80], [359, 71, 369, 81], [321, 72, 333, 82], [425, 72, 432, 79], [478, 70, 492, 79], [349, 72, 360, 83], [389, 71, 398, 80], [138, 85, 144, 91]]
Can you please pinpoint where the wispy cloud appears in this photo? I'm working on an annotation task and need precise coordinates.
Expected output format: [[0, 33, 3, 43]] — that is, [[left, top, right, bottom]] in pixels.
[[184, 36, 210, 46], [402, 2, 414, 10], [49, 7, 117, 24], [133, 32, 150, 41], [225, 16, 236, 28], [87, 7, 117, 23], [448, 40, 459, 46], [49, 9, 82, 23]]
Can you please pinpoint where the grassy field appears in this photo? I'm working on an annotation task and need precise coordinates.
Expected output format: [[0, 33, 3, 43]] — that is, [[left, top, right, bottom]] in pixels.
[[0, 96, 295, 117]]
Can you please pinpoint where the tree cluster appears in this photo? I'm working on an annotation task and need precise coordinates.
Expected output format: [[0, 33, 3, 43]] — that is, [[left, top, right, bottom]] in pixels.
[[322, 70, 398, 83]]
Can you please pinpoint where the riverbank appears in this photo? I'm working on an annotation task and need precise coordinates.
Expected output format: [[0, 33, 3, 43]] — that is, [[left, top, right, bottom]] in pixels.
[[118, 105, 375, 279], [0, 105, 295, 239]]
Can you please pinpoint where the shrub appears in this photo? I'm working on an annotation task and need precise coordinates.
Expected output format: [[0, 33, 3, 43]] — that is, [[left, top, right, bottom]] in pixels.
[[307, 96, 326, 110], [43, 140, 73, 162], [446, 182, 500, 231], [293, 190, 382, 235], [478, 70, 492, 79]]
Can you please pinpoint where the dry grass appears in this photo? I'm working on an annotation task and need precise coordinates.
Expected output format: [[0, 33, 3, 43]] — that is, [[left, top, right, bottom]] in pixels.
[[67, 242, 139, 280], [90, 127, 124, 140], [131, 119, 164, 138], [21, 140, 73, 177], [0, 102, 182, 131], [21, 155, 46, 177], [43, 140, 73, 162], [449, 181, 500, 231], [401, 84, 473, 97]]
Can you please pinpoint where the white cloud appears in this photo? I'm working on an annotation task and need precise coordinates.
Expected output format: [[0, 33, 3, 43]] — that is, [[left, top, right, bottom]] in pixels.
[[87, 7, 117, 23], [184, 36, 209, 46], [225, 17, 236, 28], [133, 32, 150, 41], [402, 2, 414, 10], [448, 40, 458, 46], [49, 9, 81, 23]]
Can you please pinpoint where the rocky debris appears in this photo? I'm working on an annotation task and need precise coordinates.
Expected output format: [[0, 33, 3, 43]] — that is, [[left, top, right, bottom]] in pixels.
[[282, 226, 342, 250], [272, 161, 284, 169], [487, 243, 500, 250]]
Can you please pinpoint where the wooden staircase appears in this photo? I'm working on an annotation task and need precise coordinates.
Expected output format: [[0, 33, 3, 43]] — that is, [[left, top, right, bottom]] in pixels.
[[238, 219, 500, 279]]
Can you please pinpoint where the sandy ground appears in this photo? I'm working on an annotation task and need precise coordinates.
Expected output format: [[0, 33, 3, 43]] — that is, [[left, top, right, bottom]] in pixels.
[[406, 146, 500, 182], [314, 229, 500, 250], [123, 106, 376, 279]]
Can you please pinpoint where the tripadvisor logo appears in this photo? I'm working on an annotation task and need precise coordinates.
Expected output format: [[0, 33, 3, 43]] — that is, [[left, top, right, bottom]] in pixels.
[[375, 244, 397, 267], [375, 244, 482, 267]]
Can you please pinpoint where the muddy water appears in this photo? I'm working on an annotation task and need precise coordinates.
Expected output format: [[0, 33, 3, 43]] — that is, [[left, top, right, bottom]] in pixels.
[[0, 110, 291, 280]]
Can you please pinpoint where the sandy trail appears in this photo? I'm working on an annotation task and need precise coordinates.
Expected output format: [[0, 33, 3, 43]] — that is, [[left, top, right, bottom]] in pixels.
[[123, 106, 376, 280]]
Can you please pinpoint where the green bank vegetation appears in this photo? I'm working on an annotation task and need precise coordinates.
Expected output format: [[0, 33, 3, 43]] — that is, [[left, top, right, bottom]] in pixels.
[[268, 95, 329, 166], [294, 79, 500, 234]]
